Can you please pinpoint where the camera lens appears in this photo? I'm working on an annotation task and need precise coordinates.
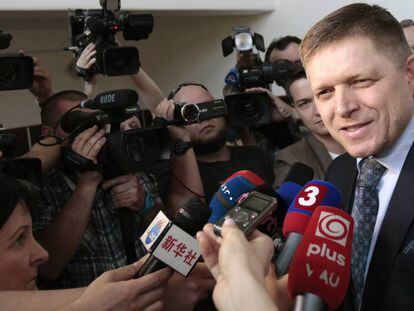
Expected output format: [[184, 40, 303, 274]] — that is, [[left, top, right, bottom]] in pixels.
[[0, 63, 16, 81], [181, 103, 200, 123], [106, 49, 129, 71], [240, 100, 260, 119]]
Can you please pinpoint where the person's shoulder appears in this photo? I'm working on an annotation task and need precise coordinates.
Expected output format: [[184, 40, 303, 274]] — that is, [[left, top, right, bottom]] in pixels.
[[325, 153, 356, 182], [274, 138, 307, 160], [230, 145, 264, 154]]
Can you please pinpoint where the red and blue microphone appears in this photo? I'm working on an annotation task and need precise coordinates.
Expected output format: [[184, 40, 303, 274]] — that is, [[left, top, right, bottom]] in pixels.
[[208, 170, 264, 223], [276, 179, 342, 276]]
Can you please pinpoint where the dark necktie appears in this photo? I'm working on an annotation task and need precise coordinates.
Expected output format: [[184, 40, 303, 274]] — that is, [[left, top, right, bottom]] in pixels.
[[351, 157, 386, 310]]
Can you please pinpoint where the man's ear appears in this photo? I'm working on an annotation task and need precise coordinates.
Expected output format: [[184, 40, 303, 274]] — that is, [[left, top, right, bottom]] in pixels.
[[405, 55, 414, 92], [41, 124, 53, 135]]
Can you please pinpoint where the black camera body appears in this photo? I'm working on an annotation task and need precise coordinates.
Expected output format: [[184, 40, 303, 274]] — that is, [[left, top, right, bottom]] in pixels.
[[172, 99, 228, 126], [0, 30, 34, 91], [69, 1, 153, 77], [59, 90, 171, 178], [222, 27, 296, 127]]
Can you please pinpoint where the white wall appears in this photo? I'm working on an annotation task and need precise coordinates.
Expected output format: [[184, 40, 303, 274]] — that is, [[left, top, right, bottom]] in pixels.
[[1, 0, 414, 128]]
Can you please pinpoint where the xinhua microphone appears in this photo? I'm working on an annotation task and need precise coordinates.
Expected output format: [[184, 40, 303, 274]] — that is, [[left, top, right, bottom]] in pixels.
[[276, 180, 342, 276], [79, 89, 139, 110], [136, 196, 211, 278], [208, 170, 265, 223], [288, 206, 354, 311]]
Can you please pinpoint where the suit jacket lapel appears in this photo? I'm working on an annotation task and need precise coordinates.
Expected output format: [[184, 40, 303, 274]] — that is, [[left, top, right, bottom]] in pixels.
[[362, 142, 414, 310]]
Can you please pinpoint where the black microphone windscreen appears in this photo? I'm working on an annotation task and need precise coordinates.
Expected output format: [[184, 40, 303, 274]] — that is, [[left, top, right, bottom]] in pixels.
[[285, 162, 314, 186], [174, 196, 211, 236], [93, 89, 139, 110]]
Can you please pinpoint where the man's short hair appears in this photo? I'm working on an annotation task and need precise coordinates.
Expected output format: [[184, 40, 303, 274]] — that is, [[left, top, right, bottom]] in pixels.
[[265, 36, 302, 61], [41, 90, 87, 128], [300, 3, 412, 69], [0, 174, 38, 228], [401, 19, 414, 29]]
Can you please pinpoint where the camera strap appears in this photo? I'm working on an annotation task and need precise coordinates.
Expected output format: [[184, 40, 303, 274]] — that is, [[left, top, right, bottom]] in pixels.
[[62, 147, 100, 172], [75, 64, 94, 82]]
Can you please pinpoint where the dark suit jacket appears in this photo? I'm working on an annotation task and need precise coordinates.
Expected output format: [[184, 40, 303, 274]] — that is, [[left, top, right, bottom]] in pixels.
[[273, 134, 332, 187], [325, 144, 414, 311]]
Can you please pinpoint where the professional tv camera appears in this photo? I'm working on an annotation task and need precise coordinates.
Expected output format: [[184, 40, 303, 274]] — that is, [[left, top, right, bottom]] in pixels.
[[0, 29, 33, 91], [222, 27, 296, 127], [54, 89, 170, 178], [69, 0, 154, 78]]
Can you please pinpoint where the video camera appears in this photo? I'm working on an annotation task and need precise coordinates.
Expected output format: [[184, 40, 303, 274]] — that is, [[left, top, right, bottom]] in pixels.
[[0, 29, 34, 91], [222, 27, 296, 127], [56, 89, 170, 178], [69, 0, 154, 78]]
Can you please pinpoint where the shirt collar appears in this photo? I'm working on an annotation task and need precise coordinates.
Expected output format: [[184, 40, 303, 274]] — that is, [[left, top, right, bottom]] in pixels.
[[356, 114, 414, 173]]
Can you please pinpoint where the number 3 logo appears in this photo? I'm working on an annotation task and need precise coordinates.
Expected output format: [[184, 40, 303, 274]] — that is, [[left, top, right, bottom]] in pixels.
[[298, 186, 320, 207]]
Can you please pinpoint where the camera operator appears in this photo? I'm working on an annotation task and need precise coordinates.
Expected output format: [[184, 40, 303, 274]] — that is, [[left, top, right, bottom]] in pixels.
[[32, 94, 163, 289], [0, 174, 171, 310], [155, 83, 274, 214]]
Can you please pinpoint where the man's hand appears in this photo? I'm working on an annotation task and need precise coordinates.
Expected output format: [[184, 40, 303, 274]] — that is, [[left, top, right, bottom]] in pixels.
[[24, 54, 53, 103], [154, 99, 191, 141], [162, 263, 216, 311], [76, 43, 99, 96], [71, 125, 106, 186], [246, 87, 293, 121], [102, 175, 146, 211], [69, 259, 172, 311], [197, 220, 278, 311]]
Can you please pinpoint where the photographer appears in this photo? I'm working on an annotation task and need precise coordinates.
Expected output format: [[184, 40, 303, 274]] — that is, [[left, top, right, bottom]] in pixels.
[[33, 95, 163, 289], [0, 174, 170, 310], [155, 83, 274, 214]]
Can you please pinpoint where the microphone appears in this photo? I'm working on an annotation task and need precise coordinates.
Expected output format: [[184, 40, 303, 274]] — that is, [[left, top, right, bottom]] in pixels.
[[208, 170, 265, 223], [60, 110, 110, 135], [288, 206, 354, 311], [257, 163, 314, 236], [224, 67, 240, 86], [276, 180, 342, 276], [79, 89, 139, 111], [136, 196, 211, 278]]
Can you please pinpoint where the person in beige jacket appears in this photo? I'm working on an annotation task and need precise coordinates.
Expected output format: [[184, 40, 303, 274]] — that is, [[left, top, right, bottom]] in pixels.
[[273, 68, 344, 187]]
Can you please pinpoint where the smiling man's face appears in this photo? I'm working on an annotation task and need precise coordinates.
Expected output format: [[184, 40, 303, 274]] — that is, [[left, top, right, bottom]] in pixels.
[[306, 36, 414, 157]]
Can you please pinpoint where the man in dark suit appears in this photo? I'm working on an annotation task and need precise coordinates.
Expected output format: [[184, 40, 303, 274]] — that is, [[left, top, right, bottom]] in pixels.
[[300, 3, 414, 311]]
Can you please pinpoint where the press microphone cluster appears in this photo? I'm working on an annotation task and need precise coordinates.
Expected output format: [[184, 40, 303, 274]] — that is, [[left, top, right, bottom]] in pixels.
[[288, 206, 354, 310], [276, 179, 343, 276], [136, 196, 211, 278]]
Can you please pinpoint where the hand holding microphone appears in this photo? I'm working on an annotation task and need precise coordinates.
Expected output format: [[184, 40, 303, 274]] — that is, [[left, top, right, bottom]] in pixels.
[[197, 220, 277, 311]]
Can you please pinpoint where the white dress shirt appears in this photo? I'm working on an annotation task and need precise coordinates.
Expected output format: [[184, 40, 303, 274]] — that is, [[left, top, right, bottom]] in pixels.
[[356, 115, 414, 282]]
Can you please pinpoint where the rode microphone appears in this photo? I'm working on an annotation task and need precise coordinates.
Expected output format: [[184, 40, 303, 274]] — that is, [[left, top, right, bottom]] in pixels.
[[79, 89, 139, 111], [276, 180, 342, 276], [288, 206, 354, 311], [136, 196, 211, 278], [208, 170, 265, 223], [60, 110, 110, 135]]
